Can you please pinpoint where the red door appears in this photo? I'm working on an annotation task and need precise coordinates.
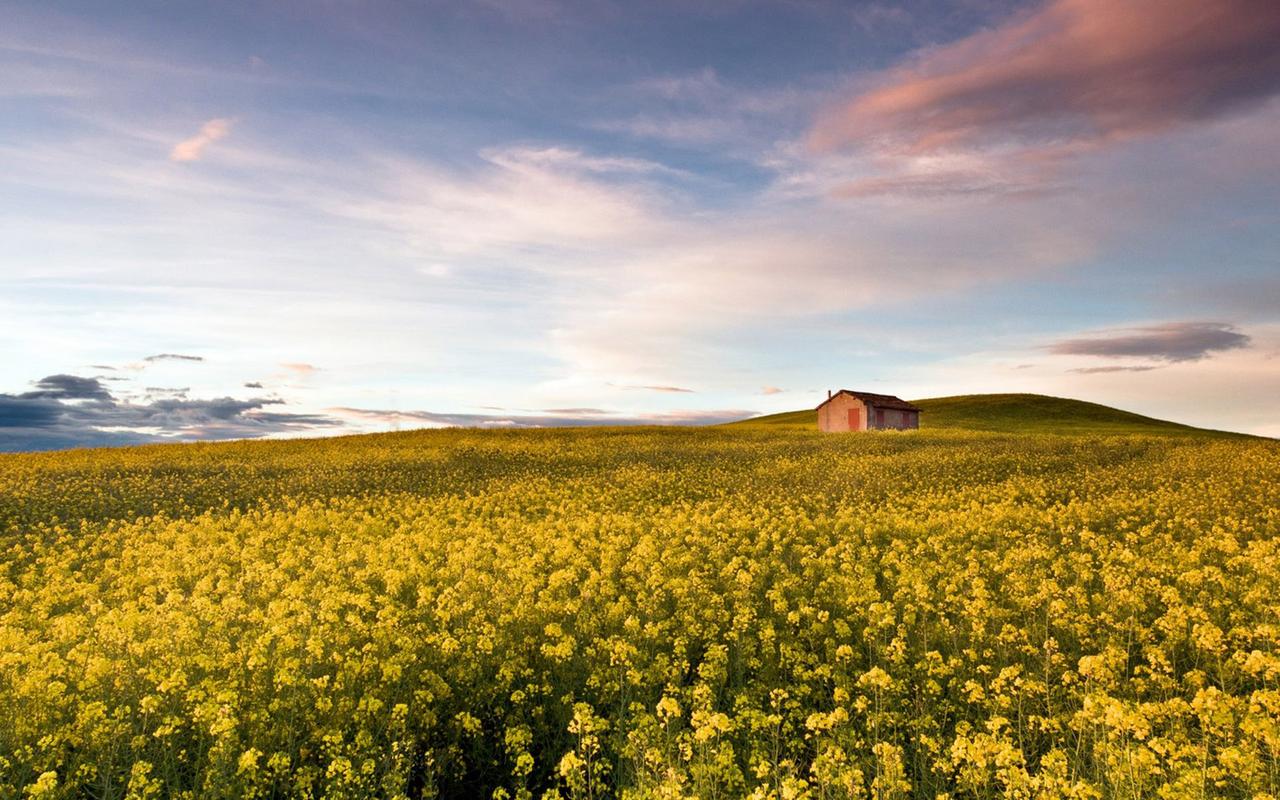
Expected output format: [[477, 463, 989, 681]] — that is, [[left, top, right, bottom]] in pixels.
[[875, 409, 885, 428], [848, 408, 860, 430]]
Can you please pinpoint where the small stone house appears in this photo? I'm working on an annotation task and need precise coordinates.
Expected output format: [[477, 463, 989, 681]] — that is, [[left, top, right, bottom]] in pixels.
[[816, 390, 921, 432]]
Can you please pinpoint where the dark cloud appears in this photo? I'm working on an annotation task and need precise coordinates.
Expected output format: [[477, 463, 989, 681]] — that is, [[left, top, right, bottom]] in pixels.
[[144, 353, 204, 362], [144, 386, 190, 394], [89, 364, 117, 370], [1049, 322, 1250, 363], [0, 374, 341, 452], [332, 407, 754, 429], [243, 381, 264, 388], [811, 0, 1280, 156], [21, 374, 114, 401], [0, 396, 65, 428]]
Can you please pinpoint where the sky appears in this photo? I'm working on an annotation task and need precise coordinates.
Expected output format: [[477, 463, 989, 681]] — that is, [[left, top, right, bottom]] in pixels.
[[2, 0, 1279, 450]]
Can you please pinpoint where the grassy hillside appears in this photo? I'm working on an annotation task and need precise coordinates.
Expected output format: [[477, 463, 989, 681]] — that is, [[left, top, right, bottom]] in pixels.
[[914, 393, 1238, 435], [733, 392, 1243, 437]]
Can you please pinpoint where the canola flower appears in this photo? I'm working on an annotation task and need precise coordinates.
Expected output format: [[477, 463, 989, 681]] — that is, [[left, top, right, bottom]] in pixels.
[[1, 427, 1278, 799]]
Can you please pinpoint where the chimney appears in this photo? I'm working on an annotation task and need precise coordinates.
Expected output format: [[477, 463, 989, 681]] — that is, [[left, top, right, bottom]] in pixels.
[[828, 389, 832, 400]]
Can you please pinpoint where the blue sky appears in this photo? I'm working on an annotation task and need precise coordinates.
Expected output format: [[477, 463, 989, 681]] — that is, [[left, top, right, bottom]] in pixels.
[[3, 0, 1279, 449]]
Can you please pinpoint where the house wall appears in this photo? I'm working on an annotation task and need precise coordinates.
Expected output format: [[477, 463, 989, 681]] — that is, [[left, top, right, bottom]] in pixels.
[[817, 393, 866, 432], [868, 407, 920, 430]]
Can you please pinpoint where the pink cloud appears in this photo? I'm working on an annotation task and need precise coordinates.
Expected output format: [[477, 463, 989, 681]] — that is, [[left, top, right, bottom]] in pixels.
[[810, 0, 1280, 156], [170, 118, 233, 162]]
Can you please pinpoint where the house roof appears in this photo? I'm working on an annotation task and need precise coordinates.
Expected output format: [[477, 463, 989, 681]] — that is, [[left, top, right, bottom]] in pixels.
[[816, 390, 922, 412]]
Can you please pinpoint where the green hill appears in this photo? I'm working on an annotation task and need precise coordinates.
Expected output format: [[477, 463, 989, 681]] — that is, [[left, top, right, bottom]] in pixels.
[[732, 393, 1244, 437]]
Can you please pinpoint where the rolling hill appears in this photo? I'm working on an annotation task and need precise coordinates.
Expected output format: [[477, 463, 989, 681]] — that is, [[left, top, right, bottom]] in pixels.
[[731, 392, 1246, 437]]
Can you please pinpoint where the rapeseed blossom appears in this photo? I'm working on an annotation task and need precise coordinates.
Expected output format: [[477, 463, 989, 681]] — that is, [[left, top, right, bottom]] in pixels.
[[0, 427, 1277, 797]]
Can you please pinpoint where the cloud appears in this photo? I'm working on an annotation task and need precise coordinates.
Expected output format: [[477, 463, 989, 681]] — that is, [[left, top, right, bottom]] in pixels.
[[331, 406, 752, 429], [760, 386, 785, 395], [418, 263, 452, 278], [610, 383, 696, 393], [344, 147, 675, 261], [280, 363, 319, 376], [831, 169, 1051, 200], [1049, 322, 1251, 362], [144, 353, 205, 362], [810, 0, 1280, 157], [849, 3, 912, 32], [170, 118, 233, 162], [634, 67, 723, 102], [481, 146, 689, 178], [243, 381, 264, 388], [596, 68, 822, 152], [0, 395, 65, 429], [0, 373, 340, 452], [1, 94, 1102, 394], [20, 374, 114, 401], [1069, 365, 1162, 374]]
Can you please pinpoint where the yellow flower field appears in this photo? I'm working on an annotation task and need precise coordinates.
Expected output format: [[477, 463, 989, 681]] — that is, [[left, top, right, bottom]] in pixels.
[[1, 427, 1278, 798]]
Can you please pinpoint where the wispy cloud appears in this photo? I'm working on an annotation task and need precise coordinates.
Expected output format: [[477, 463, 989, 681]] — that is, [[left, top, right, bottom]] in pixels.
[[1049, 322, 1251, 363], [610, 383, 695, 393], [144, 353, 205, 362], [760, 386, 785, 395], [170, 118, 233, 162], [331, 406, 751, 429], [1069, 365, 1162, 374], [831, 169, 1052, 200], [481, 146, 690, 179], [598, 67, 822, 152]]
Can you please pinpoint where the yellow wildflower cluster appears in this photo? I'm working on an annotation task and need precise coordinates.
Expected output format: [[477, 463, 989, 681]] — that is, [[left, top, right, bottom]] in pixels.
[[1, 427, 1278, 798]]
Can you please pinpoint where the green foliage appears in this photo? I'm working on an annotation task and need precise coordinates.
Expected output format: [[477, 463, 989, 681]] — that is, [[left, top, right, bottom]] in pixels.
[[1, 426, 1278, 798]]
